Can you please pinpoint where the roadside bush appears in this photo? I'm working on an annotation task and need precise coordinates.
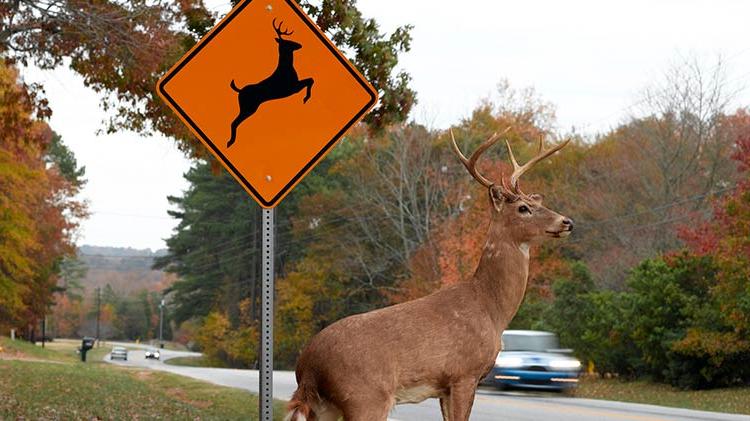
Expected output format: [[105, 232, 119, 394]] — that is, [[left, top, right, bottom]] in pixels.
[[544, 262, 596, 349], [620, 258, 698, 381], [194, 307, 259, 369], [608, 253, 750, 389], [534, 254, 750, 389]]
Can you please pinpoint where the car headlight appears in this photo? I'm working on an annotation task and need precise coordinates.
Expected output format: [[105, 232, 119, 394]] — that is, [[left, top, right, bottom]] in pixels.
[[496, 356, 524, 368], [549, 359, 581, 369]]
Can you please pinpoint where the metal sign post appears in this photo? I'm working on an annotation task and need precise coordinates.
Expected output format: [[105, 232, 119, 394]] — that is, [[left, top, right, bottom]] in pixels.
[[260, 208, 275, 420]]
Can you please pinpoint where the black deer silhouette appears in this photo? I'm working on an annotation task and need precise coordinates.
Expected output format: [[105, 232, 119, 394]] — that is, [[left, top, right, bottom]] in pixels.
[[226, 18, 314, 148]]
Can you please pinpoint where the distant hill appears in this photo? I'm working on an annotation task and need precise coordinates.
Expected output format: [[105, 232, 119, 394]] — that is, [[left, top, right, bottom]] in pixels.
[[77, 245, 174, 294]]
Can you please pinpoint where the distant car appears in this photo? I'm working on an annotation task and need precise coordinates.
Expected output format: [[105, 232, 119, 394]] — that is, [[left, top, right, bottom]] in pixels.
[[481, 330, 581, 391], [145, 348, 160, 360], [110, 346, 128, 361]]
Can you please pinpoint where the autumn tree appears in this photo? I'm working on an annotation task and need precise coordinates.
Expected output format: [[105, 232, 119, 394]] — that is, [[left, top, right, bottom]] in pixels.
[[672, 127, 750, 386], [561, 58, 744, 286], [0, 59, 86, 336]]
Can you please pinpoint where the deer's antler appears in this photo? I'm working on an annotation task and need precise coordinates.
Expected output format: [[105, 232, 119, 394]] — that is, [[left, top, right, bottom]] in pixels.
[[450, 128, 510, 188], [505, 136, 570, 193], [452, 128, 569, 197], [272, 18, 294, 37]]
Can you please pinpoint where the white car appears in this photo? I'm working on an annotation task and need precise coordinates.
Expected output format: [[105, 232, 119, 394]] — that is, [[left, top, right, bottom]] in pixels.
[[145, 348, 161, 360], [110, 346, 128, 361]]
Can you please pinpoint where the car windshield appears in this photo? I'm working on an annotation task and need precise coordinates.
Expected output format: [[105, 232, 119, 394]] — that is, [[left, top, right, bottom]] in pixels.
[[113, 347, 126, 351], [502, 333, 559, 352]]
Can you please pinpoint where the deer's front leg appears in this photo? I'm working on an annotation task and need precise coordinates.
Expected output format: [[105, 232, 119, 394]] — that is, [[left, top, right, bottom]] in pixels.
[[447, 380, 477, 421], [300, 78, 314, 103]]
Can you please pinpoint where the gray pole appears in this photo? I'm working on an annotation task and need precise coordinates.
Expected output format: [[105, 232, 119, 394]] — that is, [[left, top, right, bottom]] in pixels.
[[260, 208, 274, 421], [159, 299, 165, 348], [95, 287, 101, 346]]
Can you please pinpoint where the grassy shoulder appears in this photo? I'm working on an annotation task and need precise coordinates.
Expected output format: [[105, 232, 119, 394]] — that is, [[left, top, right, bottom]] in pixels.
[[574, 376, 750, 415], [0, 337, 286, 420], [164, 356, 229, 368]]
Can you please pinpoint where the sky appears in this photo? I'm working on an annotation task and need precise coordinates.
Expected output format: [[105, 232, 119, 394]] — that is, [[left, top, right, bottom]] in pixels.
[[20, 0, 750, 251]]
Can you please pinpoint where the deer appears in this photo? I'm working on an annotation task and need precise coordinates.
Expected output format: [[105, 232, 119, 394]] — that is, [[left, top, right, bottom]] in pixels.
[[226, 18, 314, 148], [285, 129, 572, 421]]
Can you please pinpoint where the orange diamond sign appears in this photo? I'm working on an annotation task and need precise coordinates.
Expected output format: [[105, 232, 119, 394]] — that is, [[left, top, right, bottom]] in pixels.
[[157, 0, 378, 208]]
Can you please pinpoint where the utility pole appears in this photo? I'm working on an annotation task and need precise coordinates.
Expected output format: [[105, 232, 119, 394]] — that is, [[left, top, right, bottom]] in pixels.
[[95, 287, 101, 347], [158, 298, 165, 349]]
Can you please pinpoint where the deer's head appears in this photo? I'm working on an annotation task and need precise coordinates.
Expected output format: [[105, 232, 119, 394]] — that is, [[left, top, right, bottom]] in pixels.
[[451, 128, 573, 245], [273, 19, 301, 51]]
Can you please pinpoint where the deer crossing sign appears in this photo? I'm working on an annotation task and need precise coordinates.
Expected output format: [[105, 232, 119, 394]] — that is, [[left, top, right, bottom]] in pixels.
[[157, 0, 378, 208]]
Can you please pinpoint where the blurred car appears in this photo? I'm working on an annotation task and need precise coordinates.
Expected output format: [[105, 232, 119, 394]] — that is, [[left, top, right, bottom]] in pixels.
[[481, 330, 581, 391], [110, 346, 128, 361], [145, 348, 161, 360]]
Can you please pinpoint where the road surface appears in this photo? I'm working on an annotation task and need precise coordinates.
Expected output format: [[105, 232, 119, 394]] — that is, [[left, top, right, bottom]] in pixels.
[[105, 345, 749, 421]]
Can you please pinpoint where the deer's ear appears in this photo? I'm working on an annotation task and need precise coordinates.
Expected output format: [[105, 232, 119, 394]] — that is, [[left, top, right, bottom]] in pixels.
[[489, 187, 504, 212]]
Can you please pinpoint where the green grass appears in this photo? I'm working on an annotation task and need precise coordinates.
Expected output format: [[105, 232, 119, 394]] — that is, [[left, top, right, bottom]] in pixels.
[[575, 376, 750, 415], [0, 337, 286, 420]]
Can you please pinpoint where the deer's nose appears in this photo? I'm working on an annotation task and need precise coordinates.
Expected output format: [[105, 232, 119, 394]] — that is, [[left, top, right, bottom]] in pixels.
[[562, 218, 574, 230]]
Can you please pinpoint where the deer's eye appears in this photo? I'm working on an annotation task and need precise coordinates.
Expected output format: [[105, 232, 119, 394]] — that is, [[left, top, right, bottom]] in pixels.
[[518, 205, 531, 214]]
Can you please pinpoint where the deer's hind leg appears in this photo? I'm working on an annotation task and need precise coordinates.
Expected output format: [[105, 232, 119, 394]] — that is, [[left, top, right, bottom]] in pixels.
[[338, 392, 392, 421], [446, 380, 477, 421], [227, 103, 260, 148], [340, 403, 390, 421], [310, 401, 343, 421], [439, 397, 451, 421]]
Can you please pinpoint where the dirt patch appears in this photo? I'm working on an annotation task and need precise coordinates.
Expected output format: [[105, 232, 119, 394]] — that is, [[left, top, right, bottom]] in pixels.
[[0, 348, 26, 359], [135, 371, 153, 380], [165, 387, 213, 409]]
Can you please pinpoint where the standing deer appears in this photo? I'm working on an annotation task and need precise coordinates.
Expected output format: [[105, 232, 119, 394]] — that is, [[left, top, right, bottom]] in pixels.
[[285, 129, 572, 421], [226, 18, 314, 148]]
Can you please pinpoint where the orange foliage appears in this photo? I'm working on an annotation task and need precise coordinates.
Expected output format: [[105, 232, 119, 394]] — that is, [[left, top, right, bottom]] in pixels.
[[391, 115, 574, 303], [0, 60, 86, 332]]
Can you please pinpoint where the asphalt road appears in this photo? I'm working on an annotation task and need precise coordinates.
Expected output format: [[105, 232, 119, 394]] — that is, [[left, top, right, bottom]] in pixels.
[[105, 345, 750, 421]]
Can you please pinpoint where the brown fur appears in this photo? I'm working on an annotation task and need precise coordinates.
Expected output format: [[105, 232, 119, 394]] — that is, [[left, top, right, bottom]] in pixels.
[[287, 137, 571, 421]]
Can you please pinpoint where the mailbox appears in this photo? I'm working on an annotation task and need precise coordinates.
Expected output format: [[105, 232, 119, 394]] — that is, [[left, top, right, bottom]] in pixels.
[[80, 336, 95, 362]]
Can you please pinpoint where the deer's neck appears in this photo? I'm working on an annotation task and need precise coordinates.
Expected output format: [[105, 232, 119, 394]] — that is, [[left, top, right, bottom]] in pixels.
[[278, 48, 294, 66], [471, 225, 530, 331]]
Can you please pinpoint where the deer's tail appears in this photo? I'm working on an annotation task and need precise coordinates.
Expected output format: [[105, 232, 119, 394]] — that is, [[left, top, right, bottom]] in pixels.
[[284, 381, 319, 421], [230, 79, 241, 92]]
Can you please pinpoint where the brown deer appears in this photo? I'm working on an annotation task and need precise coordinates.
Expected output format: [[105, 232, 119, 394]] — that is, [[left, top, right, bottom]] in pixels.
[[226, 18, 314, 148], [285, 129, 572, 421]]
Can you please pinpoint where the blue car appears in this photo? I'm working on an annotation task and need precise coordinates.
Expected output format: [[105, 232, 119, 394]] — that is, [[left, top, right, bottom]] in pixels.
[[481, 330, 581, 391]]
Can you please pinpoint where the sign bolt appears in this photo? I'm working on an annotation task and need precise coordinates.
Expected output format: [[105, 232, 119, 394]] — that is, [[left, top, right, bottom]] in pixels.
[[266, 175, 272, 182]]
